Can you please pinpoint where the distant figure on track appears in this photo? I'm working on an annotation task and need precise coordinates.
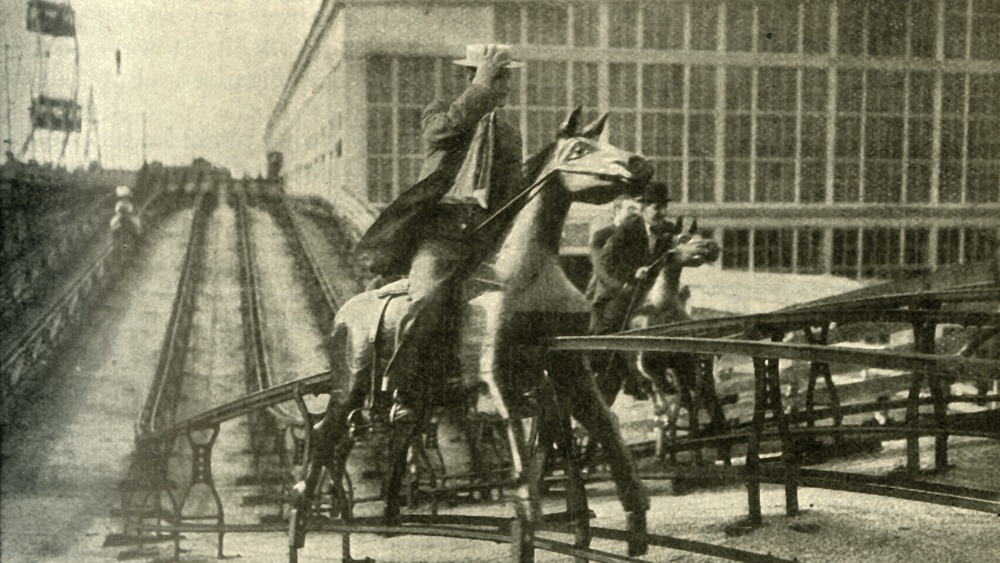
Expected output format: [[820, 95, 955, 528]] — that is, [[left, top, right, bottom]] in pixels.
[[110, 185, 142, 253]]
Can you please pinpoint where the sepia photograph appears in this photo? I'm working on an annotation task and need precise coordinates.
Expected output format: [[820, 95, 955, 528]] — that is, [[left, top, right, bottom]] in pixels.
[[1, 1, 998, 561]]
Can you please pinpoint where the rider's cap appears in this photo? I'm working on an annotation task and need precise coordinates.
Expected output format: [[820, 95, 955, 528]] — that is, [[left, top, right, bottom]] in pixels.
[[453, 44, 524, 68], [115, 185, 132, 198], [638, 181, 671, 204]]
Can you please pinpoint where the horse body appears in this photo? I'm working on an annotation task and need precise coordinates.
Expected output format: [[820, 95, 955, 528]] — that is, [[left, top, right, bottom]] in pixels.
[[294, 108, 654, 558], [599, 223, 731, 462]]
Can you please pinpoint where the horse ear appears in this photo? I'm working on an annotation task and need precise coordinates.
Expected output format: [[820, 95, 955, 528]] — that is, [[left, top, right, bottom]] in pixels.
[[558, 106, 583, 138], [674, 215, 684, 233], [690, 218, 699, 234], [580, 113, 609, 139]]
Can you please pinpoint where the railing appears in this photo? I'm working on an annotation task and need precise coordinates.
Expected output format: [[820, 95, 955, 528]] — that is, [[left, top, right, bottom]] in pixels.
[[549, 284, 1000, 526]]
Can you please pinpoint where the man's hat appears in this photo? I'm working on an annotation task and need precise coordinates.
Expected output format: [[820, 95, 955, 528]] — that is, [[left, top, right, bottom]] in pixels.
[[115, 185, 131, 198], [453, 44, 524, 68], [638, 181, 671, 204]]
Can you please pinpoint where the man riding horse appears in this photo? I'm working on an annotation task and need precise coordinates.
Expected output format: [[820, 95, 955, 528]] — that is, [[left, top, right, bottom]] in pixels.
[[589, 181, 679, 399], [356, 44, 524, 420]]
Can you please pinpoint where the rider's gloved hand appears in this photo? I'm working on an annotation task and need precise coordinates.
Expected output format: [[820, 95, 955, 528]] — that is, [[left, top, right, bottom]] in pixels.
[[634, 266, 652, 281]]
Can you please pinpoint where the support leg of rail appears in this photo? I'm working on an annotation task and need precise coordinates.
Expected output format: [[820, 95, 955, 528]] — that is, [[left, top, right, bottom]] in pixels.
[[509, 517, 535, 563]]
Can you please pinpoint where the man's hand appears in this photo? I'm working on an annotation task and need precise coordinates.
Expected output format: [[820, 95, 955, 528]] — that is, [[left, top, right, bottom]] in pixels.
[[634, 266, 652, 280], [472, 44, 511, 89]]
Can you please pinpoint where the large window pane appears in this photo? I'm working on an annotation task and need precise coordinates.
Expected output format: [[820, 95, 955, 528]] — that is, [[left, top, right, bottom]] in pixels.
[[722, 229, 750, 269], [967, 162, 1000, 203], [726, 67, 753, 110], [642, 1, 683, 50], [864, 161, 902, 203], [526, 4, 568, 45], [909, 72, 935, 114], [609, 3, 638, 48], [398, 57, 436, 105], [572, 62, 600, 109], [797, 228, 825, 273], [688, 160, 715, 202], [866, 71, 905, 113], [758, 67, 797, 111], [832, 228, 859, 278], [944, 0, 969, 59], [837, 70, 863, 113], [862, 228, 901, 278], [609, 63, 637, 108], [801, 161, 827, 203], [690, 1, 718, 51], [641, 114, 683, 156], [727, 0, 754, 52], [725, 115, 751, 158], [972, 14, 1000, 60], [758, 0, 799, 53], [866, 117, 904, 159], [495, 3, 521, 44], [367, 55, 393, 103], [907, 162, 931, 203], [642, 64, 684, 109], [526, 61, 567, 106], [938, 227, 961, 265], [803, 0, 830, 54], [868, 0, 907, 56], [573, 2, 599, 47], [756, 115, 796, 158], [725, 161, 751, 202], [837, 1, 865, 55], [909, 1, 936, 58], [802, 116, 827, 158], [834, 162, 860, 202], [754, 229, 794, 272], [689, 114, 715, 157], [690, 66, 717, 110], [756, 161, 795, 202], [802, 68, 828, 112]]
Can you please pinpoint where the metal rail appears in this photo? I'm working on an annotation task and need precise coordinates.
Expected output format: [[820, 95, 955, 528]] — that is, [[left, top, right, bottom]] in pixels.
[[136, 189, 212, 437], [549, 335, 1000, 383]]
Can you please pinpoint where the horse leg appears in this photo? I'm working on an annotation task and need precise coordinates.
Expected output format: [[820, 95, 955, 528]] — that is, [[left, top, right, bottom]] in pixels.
[[382, 405, 425, 525], [289, 375, 367, 555], [558, 353, 649, 556], [699, 357, 732, 465], [537, 388, 592, 560]]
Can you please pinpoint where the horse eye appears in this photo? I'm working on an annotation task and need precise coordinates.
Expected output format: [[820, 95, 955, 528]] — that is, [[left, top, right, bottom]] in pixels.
[[567, 142, 594, 161]]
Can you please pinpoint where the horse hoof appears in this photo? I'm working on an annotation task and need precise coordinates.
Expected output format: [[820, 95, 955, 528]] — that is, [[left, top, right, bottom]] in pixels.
[[626, 511, 648, 556]]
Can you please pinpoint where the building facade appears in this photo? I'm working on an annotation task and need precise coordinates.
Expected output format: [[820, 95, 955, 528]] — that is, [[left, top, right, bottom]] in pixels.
[[265, 0, 1000, 280]]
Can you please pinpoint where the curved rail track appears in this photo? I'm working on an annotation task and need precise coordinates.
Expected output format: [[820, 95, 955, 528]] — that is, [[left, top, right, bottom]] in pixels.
[[108, 186, 998, 562]]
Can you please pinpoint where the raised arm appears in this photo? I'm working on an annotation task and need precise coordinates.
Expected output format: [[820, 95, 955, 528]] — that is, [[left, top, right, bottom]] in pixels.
[[421, 85, 505, 147]]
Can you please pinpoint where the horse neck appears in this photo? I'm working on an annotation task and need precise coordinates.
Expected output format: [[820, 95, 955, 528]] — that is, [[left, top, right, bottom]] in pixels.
[[491, 176, 569, 286], [644, 257, 685, 312]]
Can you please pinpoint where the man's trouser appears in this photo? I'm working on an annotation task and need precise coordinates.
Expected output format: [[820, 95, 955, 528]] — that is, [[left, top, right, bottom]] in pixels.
[[589, 290, 642, 402], [387, 206, 484, 411]]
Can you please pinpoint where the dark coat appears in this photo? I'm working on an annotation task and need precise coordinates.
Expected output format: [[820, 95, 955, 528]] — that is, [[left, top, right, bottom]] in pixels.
[[358, 83, 522, 275], [590, 215, 674, 333]]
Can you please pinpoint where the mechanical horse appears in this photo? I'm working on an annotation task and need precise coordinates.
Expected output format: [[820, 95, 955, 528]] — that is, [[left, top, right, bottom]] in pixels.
[[594, 221, 732, 463], [290, 107, 654, 560]]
